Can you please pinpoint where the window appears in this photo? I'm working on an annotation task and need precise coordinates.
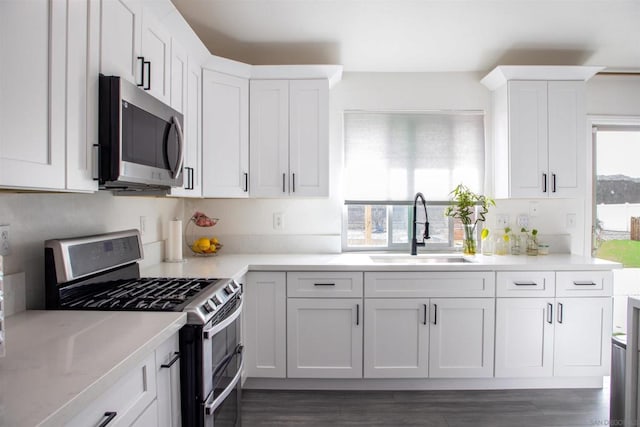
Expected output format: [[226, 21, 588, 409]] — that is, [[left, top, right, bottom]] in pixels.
[[343, 111, 485, 251]]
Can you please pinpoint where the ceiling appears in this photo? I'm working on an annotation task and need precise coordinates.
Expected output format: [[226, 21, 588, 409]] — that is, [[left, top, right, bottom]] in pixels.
[[170, 0, 640, 73]]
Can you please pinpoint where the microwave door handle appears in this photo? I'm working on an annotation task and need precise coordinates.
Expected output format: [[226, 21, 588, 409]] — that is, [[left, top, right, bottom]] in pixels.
[[170, 116, 184, 179]]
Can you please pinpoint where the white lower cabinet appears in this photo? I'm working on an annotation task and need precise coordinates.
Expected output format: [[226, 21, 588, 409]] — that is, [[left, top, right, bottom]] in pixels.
[[428, 298, 495, 378], [244, 272, 287, 378], [287, 298, 363, 378], [67, 352, 158, 427], [364, 298, 429, 378], [495, 298, 555, 377], [554, 297, 612, 376], [155, 334, 182, 427]]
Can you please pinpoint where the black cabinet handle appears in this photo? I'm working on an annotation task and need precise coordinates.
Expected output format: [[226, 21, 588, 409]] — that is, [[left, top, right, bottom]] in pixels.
[[137, 56, 145, 87], [514, 281, 538, 286], [542, 173, 547, 193], [244, 172, 249, 192], [552, 173, 557, 193], [557, 303, 564, 324], [433, 303, 438, 325], [423, 304, 428, 325], [292, 173, 296, 193], [282, 173, 286, 193], [144, 61, 151, 90], [98, 412, 117, 427], [184, 167, 194, 190], [314, 283, 335, 286], [547, 303, 553, 324], [356, 304, 360, 326], [161, 352, 180, 368]]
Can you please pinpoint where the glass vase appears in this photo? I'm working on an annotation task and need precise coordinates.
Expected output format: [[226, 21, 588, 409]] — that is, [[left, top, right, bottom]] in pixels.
[[463, 224, 477, 255], [526, 237, 538, 256]]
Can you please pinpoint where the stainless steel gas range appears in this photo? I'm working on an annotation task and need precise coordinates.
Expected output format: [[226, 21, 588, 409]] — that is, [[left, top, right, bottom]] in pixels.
[[44, 229, 242, 427]]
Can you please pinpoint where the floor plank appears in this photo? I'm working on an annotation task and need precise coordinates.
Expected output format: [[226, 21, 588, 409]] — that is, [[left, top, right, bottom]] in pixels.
[[241, 386, 612, 426]]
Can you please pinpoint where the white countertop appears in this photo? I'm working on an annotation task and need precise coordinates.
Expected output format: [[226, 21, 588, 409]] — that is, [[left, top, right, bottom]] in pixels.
[[0, 310, 186, 427], [141, 253, 622, 280]]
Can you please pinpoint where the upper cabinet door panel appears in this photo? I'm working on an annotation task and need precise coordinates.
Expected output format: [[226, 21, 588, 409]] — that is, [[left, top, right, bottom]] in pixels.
[[547, 81, 585, 198], [289, 79, 329, 197], [249, 80, 290, 197], [100, 0, 142, 84], [508, 81, 548, 198], [0, 0, 65, 189], [141, 9, 171, 104], [202, 70, 249, 198]]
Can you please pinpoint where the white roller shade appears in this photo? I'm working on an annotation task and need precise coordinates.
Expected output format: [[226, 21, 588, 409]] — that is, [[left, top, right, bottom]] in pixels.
[[344, 111, 485, 201]]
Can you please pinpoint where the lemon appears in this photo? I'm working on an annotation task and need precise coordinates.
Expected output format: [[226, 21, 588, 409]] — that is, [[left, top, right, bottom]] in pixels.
[[195, 237, 211, 251], [210, 237, 219, 245], [481, 229, 489, 240], [191, 243, 202, 253]]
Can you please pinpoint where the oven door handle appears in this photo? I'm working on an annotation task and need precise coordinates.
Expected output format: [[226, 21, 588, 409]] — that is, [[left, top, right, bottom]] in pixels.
[[210, 344, 243, 383], [203, 296, 243, 340], [205, 358, 244, 416]]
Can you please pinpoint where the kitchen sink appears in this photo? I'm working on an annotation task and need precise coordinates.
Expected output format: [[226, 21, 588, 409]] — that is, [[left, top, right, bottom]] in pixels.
[[369, 254, 472, 264]]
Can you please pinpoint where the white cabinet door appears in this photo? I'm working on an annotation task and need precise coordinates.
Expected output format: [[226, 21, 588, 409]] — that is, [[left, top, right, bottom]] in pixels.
[[171, 59, 202, 197], [547, 81, 586, 198], [66, 0, 99, 192], [364, 298, 429, 378], [554, 297, 612, 377], [100, 0, 142, 85], [170, 39, 188, 114], [244, 272, 287, 378], [0, 0, 66, 189], [428, 298, 495, 378], [289, 79, 329, 197], [140, 8, 171, 104], [495, 298, 555, 377], [202, 70, 249, 198], [156, 334, 181, 427], [287, 298, 363, 378], [249, 80, 290, 197], [508, 81, 549, 198]]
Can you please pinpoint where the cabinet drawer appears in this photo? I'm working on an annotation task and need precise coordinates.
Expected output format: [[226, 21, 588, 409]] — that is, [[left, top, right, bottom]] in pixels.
[[67, 352, 157, 427], [364, 272, 494, 298], [287, 272, 363, 298], [496, 271, 555, 297], [556, 271, 612, 297]]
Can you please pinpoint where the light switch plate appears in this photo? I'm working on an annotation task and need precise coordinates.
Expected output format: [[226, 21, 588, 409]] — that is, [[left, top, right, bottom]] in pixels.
[[517, 215, 529, 228], [496, 214, 510, 228]]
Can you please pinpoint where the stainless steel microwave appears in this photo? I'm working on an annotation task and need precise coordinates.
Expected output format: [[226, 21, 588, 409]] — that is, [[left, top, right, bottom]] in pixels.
[[98, 74, 184, 193]]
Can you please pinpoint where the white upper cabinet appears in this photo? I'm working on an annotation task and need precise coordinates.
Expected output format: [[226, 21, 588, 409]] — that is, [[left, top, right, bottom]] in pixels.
[[100, 0, 142, 84], [249, 79, 329, 198], [0, 0, 67, 190], [170, 58, 202, 197], [170, 39, 188, 114], [202, 70, 249, 198], [482, 66, 601, 199], [140, 8, 171, 104]]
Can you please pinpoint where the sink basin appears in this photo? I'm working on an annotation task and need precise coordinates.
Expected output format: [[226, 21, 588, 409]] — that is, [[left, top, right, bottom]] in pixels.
[[369, 254, 472, 264]]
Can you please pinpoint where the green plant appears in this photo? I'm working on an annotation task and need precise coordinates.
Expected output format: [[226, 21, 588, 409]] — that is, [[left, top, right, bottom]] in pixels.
[[445, 184, 495, 254], [520, 227, 538, 241]]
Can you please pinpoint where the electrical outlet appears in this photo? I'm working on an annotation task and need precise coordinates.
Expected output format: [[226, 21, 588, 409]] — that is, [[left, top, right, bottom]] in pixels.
[[139, 216, 147, 237], [567, 213, 577, 229], [496, 214, 510, 228], [0, 225, 10, 256], [516, 215, 529, 229], [273, 212, 284, 230], [529, 201, 540, 217]]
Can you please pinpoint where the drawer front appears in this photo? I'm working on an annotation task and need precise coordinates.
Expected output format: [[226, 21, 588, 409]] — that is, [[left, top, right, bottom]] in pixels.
[[364, 272, 495, 298], [67, 352, 157, 427], [496, 271, 555, 297], [556, 271, 613, 297], [287, 271, 363, 298]]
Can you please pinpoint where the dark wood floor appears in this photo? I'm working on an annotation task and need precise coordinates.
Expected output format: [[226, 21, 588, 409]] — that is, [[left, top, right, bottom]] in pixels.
[[242, 386, 611, 426]]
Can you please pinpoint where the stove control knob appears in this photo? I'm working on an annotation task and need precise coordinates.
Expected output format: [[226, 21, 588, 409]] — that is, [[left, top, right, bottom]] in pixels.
[[208, 298, 218, 309], [201, 303, 212, 313]]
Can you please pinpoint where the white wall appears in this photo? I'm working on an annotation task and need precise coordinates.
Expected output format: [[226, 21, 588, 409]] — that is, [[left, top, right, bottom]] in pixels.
[[0, 192, 183, 309]]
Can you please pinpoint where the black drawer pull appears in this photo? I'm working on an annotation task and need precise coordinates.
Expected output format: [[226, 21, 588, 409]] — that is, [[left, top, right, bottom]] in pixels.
[[573, 281, 597, 286], [514, 282, 538, 286], [161, 352, 180, 368], [98, 412, 117, 427], [314, 283, 336, 286], [356, 304, 360, 326]]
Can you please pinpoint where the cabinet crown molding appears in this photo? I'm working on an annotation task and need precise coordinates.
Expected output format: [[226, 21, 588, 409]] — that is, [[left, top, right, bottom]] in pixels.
[[481, 65, 605, 91]]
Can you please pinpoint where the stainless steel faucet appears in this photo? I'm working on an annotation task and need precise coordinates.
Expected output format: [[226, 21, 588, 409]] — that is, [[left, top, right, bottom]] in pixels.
[[411, 192, 430, 255]]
